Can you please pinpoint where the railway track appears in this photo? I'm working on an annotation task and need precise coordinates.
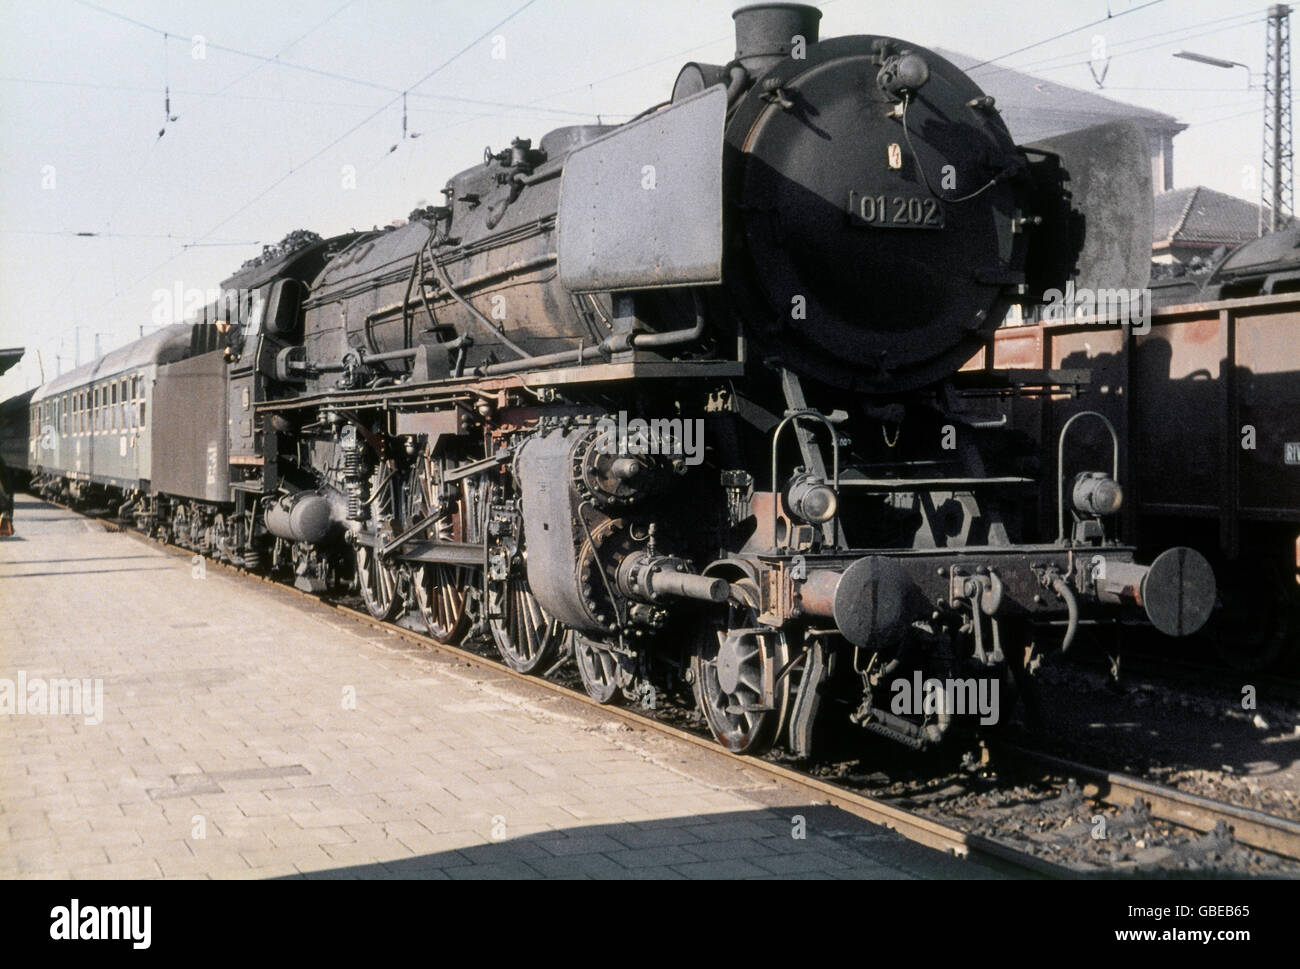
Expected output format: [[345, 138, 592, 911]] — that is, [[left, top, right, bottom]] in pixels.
[[994, 744, 1300, 860], [1064, 647, 1300, 706], [56, 498, 1300, 876]]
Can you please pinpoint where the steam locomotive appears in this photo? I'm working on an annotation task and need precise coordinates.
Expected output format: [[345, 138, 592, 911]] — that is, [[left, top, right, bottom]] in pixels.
[[10, 4, 1218, 756]]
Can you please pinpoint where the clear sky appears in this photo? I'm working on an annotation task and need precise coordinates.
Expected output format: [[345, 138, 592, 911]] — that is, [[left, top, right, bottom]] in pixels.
[[0, 0, 1280, 398]]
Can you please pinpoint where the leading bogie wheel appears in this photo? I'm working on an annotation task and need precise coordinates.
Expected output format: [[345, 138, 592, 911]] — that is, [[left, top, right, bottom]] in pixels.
[[690, 581, 791, 755], [573, 633, 628, 704]]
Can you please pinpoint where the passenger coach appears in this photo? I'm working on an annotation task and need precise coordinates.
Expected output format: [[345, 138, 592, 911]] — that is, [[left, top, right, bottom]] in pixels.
[[28, 324, 191, 505]]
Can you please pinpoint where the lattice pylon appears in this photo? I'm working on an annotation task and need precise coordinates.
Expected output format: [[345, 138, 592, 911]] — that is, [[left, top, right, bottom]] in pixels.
[[1261, 4, 1294, 234]]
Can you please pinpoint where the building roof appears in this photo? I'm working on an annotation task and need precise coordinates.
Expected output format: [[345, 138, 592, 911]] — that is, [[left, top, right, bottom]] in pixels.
[[0, 348, 22, 379], [1153, 186, 1264, 249], [937, 49, 1188, 144]]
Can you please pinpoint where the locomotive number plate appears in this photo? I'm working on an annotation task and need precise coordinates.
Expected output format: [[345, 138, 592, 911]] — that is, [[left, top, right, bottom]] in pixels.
[[848, 191, 944, 229], [1286, 442, 1300, 465]]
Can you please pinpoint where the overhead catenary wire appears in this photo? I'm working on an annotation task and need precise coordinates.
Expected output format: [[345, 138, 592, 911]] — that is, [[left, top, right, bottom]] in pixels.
[[975, 11, 1266, 77], [70, 0, 593, 119], [982, 7, 1265, 74], [0, 230, 263, 246], [965, 0, 1167, 71], [0, 75, 618, 119], [90, 0, 542, 314]]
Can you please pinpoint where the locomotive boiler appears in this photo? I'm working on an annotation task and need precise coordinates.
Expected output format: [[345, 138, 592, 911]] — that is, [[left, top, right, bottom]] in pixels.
[[17, 3, 1219, 758]]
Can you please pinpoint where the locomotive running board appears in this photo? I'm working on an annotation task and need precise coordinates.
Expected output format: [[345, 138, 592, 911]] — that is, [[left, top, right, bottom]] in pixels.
[[1024, 120, 1154, 294]]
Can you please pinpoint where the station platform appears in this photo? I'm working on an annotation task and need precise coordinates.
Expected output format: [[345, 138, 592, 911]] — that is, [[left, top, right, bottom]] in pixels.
[[0, 497, 999, 880]]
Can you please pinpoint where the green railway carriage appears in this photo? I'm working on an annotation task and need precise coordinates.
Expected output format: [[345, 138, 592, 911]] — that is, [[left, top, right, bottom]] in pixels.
[[27, 325, 192, 501]]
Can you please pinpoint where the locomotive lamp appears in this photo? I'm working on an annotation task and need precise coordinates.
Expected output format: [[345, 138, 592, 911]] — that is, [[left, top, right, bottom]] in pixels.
[[1071, 471, 1124, 518], [786, 472, 838, 525], [877, 51, 931, 99]]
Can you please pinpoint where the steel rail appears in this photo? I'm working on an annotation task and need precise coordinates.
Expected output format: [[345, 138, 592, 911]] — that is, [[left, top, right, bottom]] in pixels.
[[996, 742, 1300, 860]]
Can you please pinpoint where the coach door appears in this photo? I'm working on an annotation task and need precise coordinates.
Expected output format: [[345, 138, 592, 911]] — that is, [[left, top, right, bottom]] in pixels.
[[52, 394, 67, 472]]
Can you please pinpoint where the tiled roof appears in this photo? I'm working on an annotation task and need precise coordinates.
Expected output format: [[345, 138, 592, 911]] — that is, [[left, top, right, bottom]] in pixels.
[[1153, 186, 1264, 247], [937, 49, 1188, 144]]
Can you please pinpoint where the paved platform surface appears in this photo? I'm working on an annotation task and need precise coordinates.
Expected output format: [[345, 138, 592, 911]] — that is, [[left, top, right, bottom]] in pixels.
[[0, 497, 1000, 880]]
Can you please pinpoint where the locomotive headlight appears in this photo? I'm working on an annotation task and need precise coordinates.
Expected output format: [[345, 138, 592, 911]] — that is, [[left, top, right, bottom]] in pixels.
[[787, 473, 838, 525], [877, 52, 930, 99], [1072, 471, 1123, 518]]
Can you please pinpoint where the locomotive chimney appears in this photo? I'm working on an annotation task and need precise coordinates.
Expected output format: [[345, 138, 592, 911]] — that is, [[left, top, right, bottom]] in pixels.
[[732, 3, 822, 74]]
